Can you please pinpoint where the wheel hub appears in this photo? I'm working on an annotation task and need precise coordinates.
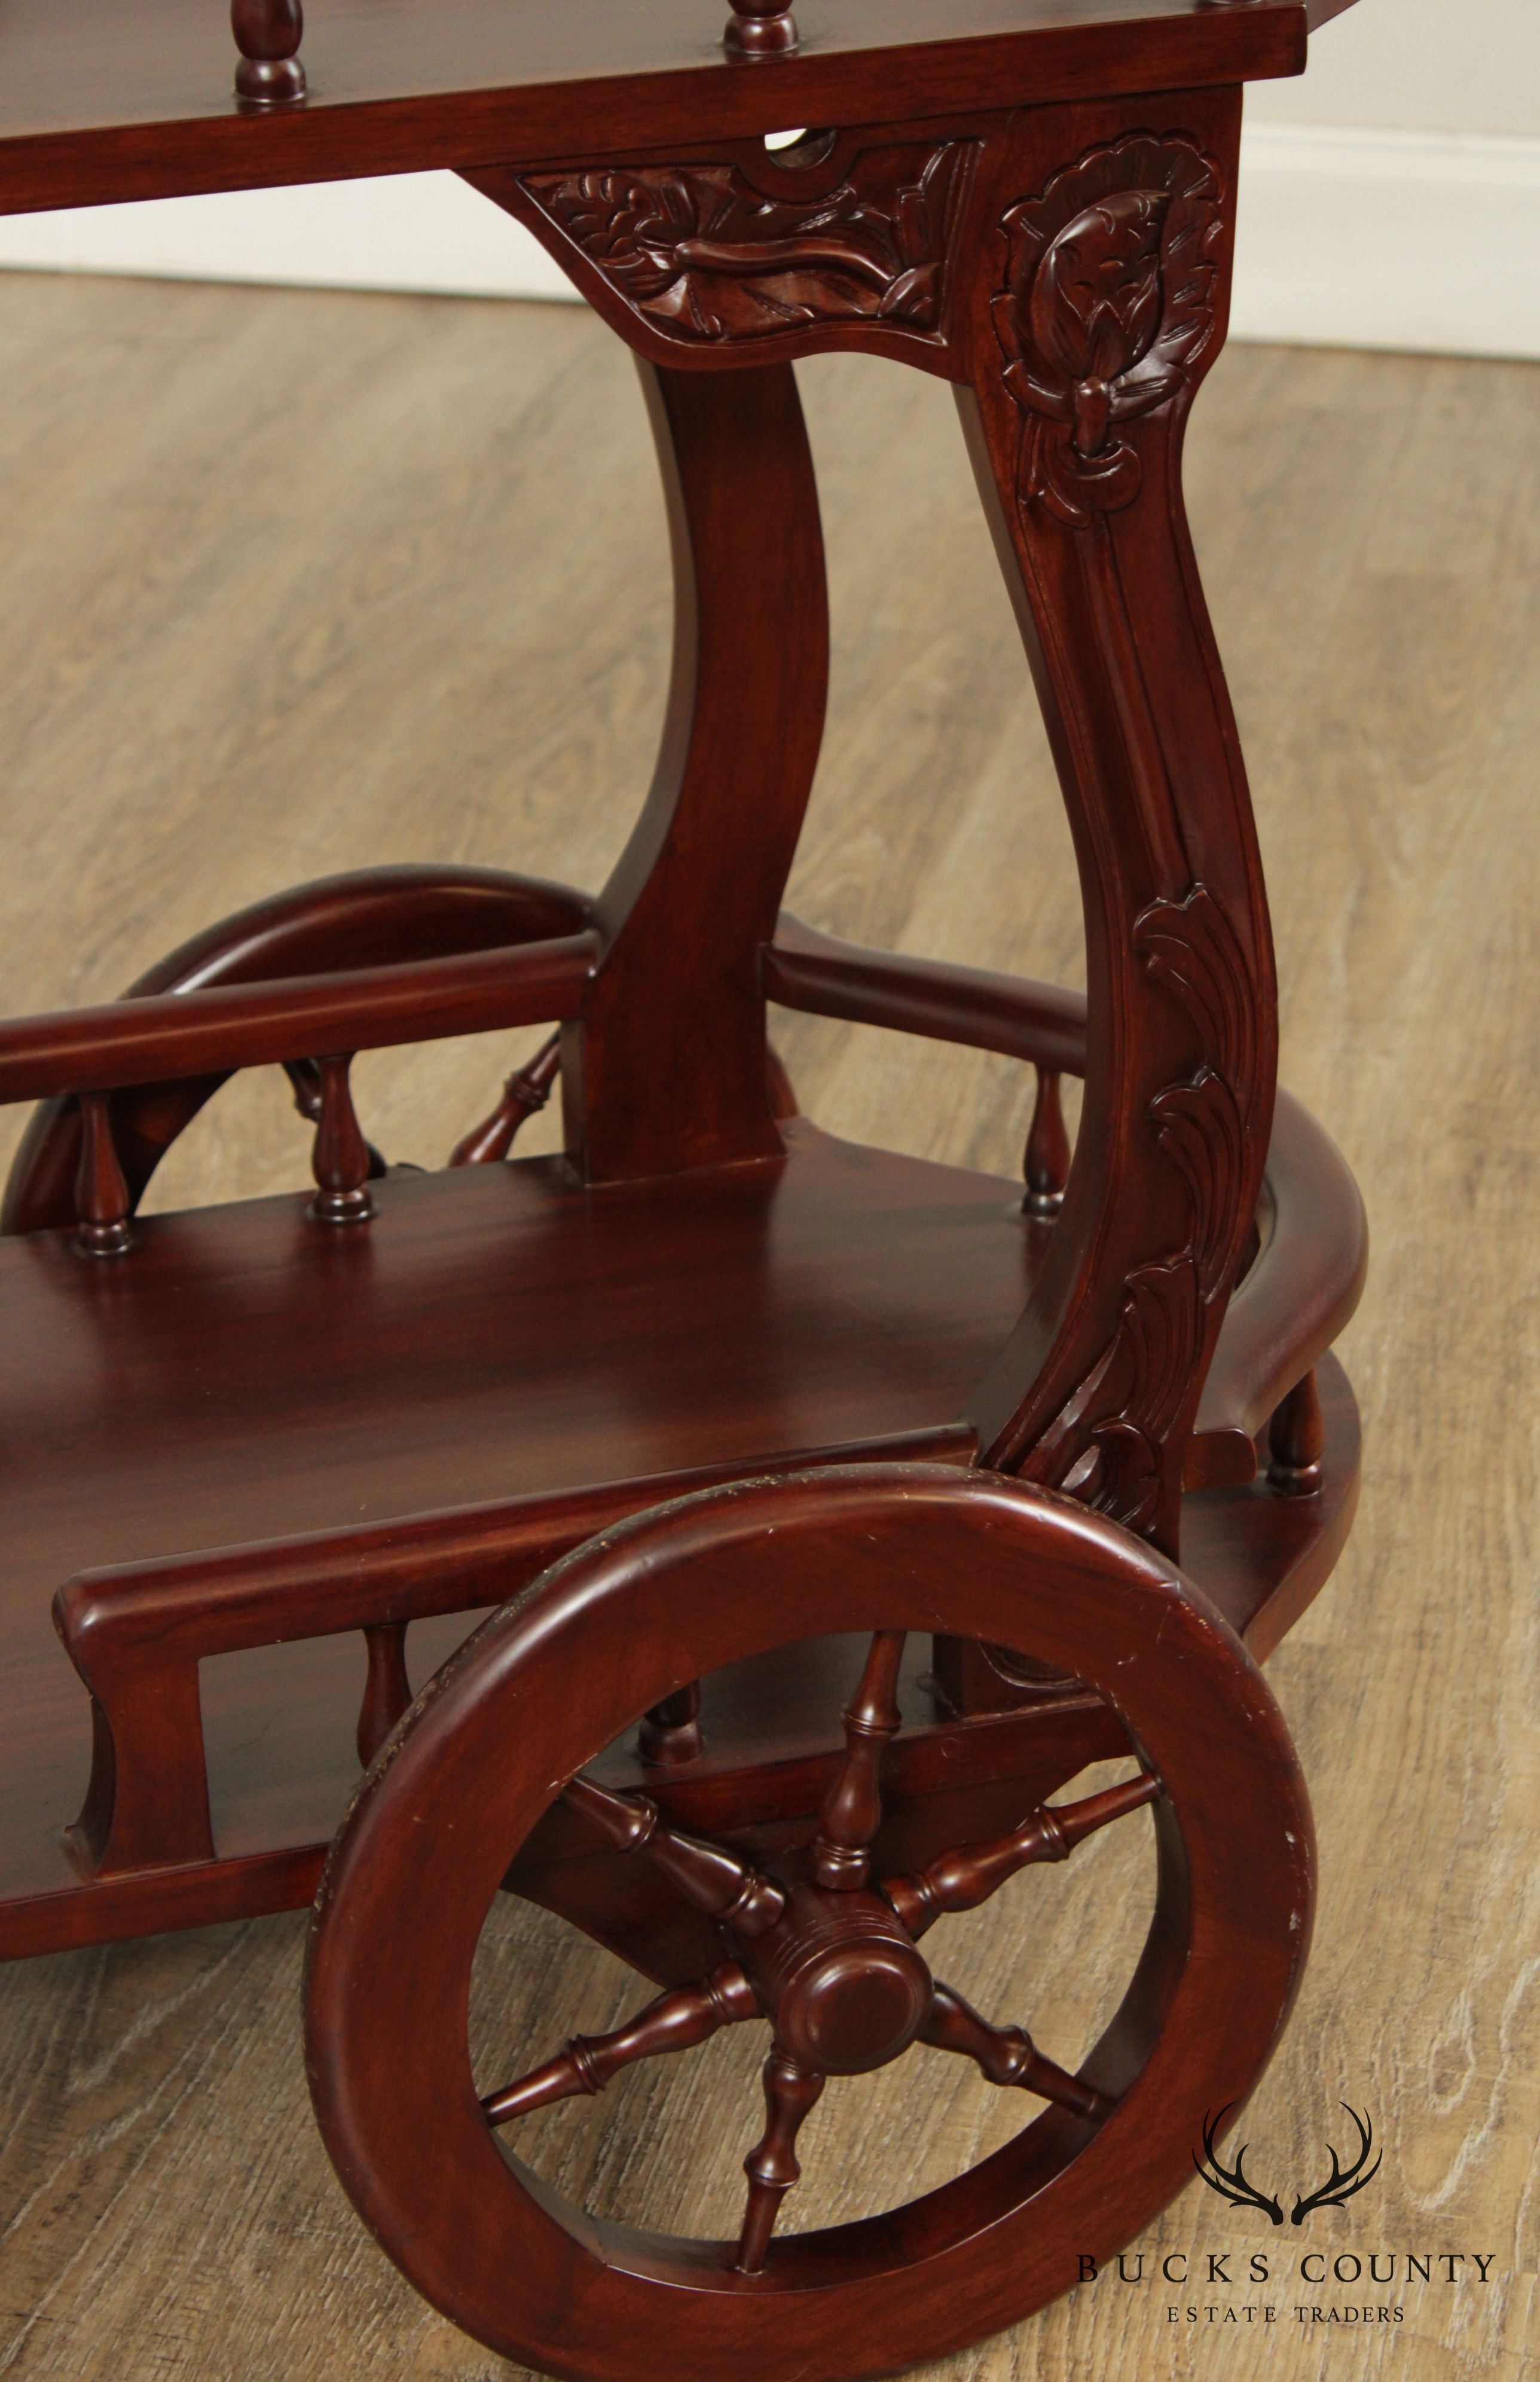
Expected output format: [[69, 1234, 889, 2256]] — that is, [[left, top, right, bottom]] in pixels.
[[743, 1880, 933, 2075]]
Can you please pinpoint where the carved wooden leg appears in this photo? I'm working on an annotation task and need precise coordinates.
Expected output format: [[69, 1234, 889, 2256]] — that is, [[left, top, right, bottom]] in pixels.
[[953, 96, 1279, 1560]]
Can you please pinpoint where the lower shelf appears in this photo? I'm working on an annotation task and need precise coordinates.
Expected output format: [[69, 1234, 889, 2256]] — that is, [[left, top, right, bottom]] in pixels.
[[0, 1121, 1358, 1960]]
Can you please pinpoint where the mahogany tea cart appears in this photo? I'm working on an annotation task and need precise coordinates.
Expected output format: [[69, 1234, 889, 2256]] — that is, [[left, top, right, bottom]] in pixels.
[[0, 2, 1368, 2376]]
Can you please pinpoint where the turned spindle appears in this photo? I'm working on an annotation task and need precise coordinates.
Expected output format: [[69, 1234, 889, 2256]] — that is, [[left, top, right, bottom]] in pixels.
[[231, 0, 307, 107], [811, 1631, 906, 1890], [1267, 1367, 1324, 1497], [288, 1059, 387, 1177], [638, 1681, 704, 1767], [74, 1092, 133, 1257], [723, 0, 800, 59], [564, 1773, 784, 1935], [356, 1622, 412, 1767], [882, 1772, 1161, 1940], [482, 1963, 758, 2129], [449, 1032, 561, 1167], [1023, 1067, 1071, 1217], [308, 1053, 374, 1224]]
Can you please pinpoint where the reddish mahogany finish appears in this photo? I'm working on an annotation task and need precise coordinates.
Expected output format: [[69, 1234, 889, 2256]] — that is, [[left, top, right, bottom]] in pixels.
[[0, 3, 1366, 2375], [307, 1469, 1316, 2381], [231, 0, 307, 109]]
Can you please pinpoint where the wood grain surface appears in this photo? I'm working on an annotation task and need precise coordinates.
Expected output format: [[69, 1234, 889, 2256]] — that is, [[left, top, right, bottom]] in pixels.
[[0, 266, 1535, 2380]]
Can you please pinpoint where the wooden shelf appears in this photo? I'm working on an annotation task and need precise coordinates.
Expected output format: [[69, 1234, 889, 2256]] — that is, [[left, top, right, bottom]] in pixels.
[[0, 1117, 1358, 1957], [0, 1120, 1028, 1917], [0, 0, 1321, 215]]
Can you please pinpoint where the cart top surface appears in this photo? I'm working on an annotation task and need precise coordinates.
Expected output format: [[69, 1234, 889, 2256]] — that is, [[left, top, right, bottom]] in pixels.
[[0, 0, 1352, 215]]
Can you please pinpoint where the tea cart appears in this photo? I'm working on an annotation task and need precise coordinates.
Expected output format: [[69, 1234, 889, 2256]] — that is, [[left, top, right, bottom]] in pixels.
[[0, 2, 1367, 2376]]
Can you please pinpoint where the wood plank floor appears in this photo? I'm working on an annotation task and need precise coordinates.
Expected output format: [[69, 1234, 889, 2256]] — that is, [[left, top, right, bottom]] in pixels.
[[0, 266, 1536, 2382]]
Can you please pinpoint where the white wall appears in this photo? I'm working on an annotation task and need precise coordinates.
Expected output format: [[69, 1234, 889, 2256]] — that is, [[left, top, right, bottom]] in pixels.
[[1228, 0, 1540, 354], [1249, 0, 1540, 136], [0, 1, 1535, 359]]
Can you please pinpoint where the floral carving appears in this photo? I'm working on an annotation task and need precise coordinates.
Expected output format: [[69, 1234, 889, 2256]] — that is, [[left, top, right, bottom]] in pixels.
[[521, 143, 970, 345], [993, 136, 1224, 527], [1037, 884, 1260, 1534]]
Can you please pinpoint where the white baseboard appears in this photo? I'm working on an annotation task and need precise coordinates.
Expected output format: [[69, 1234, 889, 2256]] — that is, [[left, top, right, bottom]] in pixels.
[[0, 167, 574, 304], [0, 124, 1535, 361], [1232, 123, 1540, 361]]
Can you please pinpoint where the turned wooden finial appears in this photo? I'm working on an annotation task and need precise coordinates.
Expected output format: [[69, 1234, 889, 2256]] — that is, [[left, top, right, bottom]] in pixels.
[[637, 1681, 705, 1767], [1022, 1067, 1071, 1218], [308, 1053, 374, 1224], [1267, 1367, 1324, 1496], [356, 1622, 412, 1767], [232, 0, 307, 107], [723, 0, 800, 59], [810, 1630, 906, 1890], [74, 1091, 133, 1257]]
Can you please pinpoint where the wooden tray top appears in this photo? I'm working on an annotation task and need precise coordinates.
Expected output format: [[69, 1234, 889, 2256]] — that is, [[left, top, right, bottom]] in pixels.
[[0, 0, 1348, 214]]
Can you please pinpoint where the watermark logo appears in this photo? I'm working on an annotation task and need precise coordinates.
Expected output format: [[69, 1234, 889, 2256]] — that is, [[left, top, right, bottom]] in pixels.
[[1193, 2103, 1381, 2227]]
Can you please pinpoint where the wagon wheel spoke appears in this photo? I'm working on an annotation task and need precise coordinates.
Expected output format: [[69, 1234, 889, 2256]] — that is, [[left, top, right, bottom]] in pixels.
[[883, 1770, 1160, 1940], [734, 2050, 826, 2275], [810, 1630, 907, 1890], [481, 1960, 759, 2127], [564, 1773, 785, 1935], [921, 1981, 1112, 2121]]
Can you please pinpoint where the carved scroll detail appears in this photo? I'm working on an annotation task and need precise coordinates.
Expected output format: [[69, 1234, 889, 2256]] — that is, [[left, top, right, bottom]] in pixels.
[[1037, 887, 1259, 1533], [992, 136, 1224, 527], [521, 143, 971, 346]]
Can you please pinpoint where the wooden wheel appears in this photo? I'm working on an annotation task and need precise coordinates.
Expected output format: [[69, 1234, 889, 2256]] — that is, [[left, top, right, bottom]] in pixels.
[[305, 1465, 1313, 2382]]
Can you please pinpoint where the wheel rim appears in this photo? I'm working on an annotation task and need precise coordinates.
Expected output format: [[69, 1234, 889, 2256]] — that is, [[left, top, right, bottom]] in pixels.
[[305, 1464, 1313, 2382]]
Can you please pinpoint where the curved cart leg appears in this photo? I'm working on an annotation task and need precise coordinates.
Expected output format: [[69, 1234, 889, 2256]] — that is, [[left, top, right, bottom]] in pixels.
[[951, 105, 1279, 1554], [563, 359, 829, 1184], [474, 103, 1280, 1546]]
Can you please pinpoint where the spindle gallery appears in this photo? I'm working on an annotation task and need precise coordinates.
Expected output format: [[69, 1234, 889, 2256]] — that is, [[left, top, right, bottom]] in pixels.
[[0, 5, 1371, 2381]]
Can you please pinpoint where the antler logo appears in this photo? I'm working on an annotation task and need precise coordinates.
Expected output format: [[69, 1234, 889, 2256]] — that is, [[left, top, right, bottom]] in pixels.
[[1290, 2105, 1382, 2224], [1193, 2104, 1382, 2226], [1193, 2105, 1284, 2225]]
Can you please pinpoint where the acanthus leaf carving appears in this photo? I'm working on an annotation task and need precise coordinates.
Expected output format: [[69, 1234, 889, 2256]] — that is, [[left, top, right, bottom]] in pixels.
[[1032, 881, 1260, 1533], [1148, 1070, 1245, 1302], [521, 143, 971, 348], [1134, 882, 1255, 1112], [1058, 1256, 1203, 1534], [992, 135, 1225, 528]]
